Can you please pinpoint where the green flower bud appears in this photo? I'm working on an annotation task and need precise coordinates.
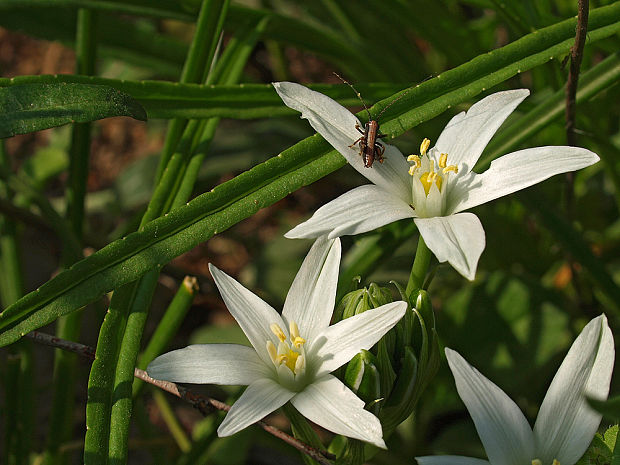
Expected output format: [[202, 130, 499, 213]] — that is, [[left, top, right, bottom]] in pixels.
[[333, 283, 394, 322], [344, 350, 382, 415]]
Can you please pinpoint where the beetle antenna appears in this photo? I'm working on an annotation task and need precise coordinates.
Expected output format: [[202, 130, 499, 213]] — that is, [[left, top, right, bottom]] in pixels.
[[333, 72, 372, 121], [376, 86, 412, 121]]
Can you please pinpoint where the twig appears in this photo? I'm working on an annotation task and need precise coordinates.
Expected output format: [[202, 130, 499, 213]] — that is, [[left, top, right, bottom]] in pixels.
[[565, 0, 589, 147], [25, 331, 335, 465], [564, 0, 589, 308]]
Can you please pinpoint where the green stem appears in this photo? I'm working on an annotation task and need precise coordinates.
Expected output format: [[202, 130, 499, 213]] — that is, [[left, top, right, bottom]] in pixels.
[[155, 0, 229, 181], [153, 390, 191, 453], [133, 276, 198, 397], [46, 9, 97, 465], [405, 235, 431, 297], [0, 142, 32, 465], [84, 2, 230, 462]]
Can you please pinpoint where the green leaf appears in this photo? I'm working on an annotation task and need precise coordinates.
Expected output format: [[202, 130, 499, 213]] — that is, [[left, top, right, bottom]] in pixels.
[[0, 83, 146, 138], [589, 395, 620, 418], [0, 76, 407, 120]]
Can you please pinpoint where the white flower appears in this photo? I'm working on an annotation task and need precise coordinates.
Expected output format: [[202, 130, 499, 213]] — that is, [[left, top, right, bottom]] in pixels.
[[147, 237, 406, 447], [273, 82, 600, 280], [417, 314, 614, 465]]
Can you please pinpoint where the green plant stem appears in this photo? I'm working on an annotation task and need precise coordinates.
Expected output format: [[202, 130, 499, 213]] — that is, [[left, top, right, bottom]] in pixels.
[[282, 404, 325, 465], [108, 269, 159, 463], [0, 141, 32, 465], [153, 390, 191, 453], [406, 236, 431, 297], [155, 0, 229, 181], [45, 10, 97, 465], [133, 276, 198, 397], [84, 2, 230, 463]]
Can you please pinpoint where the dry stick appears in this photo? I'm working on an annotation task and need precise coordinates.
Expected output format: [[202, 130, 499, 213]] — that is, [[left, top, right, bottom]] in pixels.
[[25, 331, 335, 465], [564, 0, 589, 307], [565, 0, 589, 148]]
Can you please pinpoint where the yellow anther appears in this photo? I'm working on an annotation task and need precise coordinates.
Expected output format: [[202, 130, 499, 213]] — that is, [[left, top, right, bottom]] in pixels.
[[442, 165, 458, 174], [289, 321, 300, 339], [531, 460, 542, 465], [407, 155, 421, 177], [266, 341, 277, 362], [420, 138, 430, 155], [277, 354, 288, 365], [407, 154, 421, 164], [438, 153, 448, 168], [292, 336, 306, 348], [552, 460, 560, 465], [270, 323, 287, 342]]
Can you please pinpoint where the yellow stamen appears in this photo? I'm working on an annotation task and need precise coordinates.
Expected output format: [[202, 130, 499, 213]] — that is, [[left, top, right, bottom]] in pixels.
[[289, 321, 306, 348], [438, 153, 447, 168], [420, 138, 430, 155], [407, 154, 421, 164], [531, 460, 542, 465], [552, 460, 560, 465], [270, 323, 287, 342], [289, 321, 299, 339], [408, 166, 417, 176], [442, 165, 458, 174], [266, 341, 277, 362]]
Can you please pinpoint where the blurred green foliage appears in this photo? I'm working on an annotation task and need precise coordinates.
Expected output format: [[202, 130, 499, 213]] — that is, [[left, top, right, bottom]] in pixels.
[[0, 0, 618, 464]]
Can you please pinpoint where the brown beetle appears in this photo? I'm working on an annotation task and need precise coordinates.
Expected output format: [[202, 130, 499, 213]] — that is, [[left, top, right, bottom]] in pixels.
[[350, 119, 387, 168], [335, 73, 410, 168]]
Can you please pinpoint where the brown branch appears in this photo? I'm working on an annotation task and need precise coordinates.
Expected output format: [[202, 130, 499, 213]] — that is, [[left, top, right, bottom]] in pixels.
[[25, 331, 335, 465], [564, 0, 589, 307], [565, 0, 589, 147]]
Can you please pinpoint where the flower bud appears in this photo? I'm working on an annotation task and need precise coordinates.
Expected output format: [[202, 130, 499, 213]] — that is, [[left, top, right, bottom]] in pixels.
[[344, 350, 382, 415]]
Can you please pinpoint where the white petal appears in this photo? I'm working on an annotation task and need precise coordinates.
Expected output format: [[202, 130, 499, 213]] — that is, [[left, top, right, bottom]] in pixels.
[[449, 146, 600, 214], [273, 81, 411, 200], [147, 344, 268, 385], [285, 184, 414, 239], [533, 315, 615, 465], [209, 264, 285, 366], [416, 456, 491, 465], [290, 374, 386, 448], [446, 348, 535, 465], [415, 213, 485, 281], [282, 236, 340, 341], [218, 378, 295, 437], [435, 89, 529, 171], [311, 301, 406, 376]]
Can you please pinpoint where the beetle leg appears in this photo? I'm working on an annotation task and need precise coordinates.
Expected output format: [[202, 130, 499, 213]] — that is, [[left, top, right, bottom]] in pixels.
[[376, 143, 385, 163], [354, 123, 364, 135], [349, 136, 364, 149]]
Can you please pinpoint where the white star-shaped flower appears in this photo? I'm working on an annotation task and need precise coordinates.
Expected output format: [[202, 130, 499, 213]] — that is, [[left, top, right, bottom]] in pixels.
[[273, 82, 600, 280], [148, 237, 406, 447], [417, 314, 614, 465]]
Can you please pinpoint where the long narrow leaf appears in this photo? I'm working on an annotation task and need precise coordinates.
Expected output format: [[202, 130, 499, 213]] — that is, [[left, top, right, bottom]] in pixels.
[[0, 83, 146, 138]]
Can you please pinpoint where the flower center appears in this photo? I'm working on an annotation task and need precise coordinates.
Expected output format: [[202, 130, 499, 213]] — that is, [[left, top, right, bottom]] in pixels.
[[266, 321, 306, 376], [407, 138, 458, 196]]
